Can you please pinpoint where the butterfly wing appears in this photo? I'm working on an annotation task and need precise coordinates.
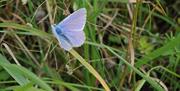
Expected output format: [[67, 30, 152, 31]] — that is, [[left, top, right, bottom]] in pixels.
[[58, 8, 86, 31], [58, 35, 72, 50], [52, 8, 86, 51], [51, 25, 72, 51], [59, 8, 86, 47], [64, 30, 85, 47]]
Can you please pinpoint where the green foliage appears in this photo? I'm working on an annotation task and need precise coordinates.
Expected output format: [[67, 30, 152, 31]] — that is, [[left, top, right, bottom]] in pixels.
[[138, 36, 154, 54], [0, 0, 180, 91]]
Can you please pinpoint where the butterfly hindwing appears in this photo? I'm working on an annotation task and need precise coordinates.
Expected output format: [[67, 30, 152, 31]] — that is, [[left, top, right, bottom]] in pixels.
[[64, 30, 85, 47], [58, 35, 72, 50]]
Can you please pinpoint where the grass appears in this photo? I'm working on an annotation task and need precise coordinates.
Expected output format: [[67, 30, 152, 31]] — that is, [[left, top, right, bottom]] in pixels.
[[0, 0, 180, 91]]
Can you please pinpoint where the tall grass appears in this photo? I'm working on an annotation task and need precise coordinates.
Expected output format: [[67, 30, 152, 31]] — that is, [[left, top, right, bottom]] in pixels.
[[0, 0, 179, 91]]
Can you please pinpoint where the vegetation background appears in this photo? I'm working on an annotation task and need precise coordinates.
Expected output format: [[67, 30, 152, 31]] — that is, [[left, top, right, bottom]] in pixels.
[[0, 0, 179, 91]]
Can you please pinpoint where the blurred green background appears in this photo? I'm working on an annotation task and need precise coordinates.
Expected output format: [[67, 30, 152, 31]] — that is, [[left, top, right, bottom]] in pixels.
[[0, 0, 179, 91]]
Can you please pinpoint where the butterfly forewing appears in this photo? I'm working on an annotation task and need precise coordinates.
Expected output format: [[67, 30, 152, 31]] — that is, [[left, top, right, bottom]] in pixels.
[[58, 8, 86, 31]]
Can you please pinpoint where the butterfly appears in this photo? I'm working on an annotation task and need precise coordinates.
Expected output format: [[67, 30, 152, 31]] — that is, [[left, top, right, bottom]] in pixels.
[[51, 8, 86, 51]]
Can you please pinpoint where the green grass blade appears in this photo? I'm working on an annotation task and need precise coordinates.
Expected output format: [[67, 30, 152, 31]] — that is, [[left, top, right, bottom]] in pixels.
[[0, 54, 53, 91], [0, 22, 50, 38], [105, 47, 164, 91], [85, 41, 164, 91], [0, 54, 29, 85]]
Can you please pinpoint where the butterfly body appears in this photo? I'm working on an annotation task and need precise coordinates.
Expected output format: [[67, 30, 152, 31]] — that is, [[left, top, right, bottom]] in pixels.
[[54, 25, 63, 35], [51, 8, 86, 51]]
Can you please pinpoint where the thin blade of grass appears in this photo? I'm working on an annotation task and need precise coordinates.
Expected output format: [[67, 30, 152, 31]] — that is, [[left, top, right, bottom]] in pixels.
[[0, 22, 50, 38]]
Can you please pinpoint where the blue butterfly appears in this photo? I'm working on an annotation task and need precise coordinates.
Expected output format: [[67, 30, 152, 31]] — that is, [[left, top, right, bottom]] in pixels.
[[51, 8, 86, 51]]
